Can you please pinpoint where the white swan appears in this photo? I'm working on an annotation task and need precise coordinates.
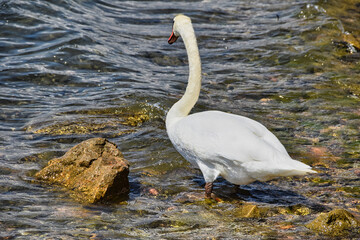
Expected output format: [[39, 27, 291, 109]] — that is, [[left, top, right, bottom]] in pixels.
[[166, 14, 316, 199]]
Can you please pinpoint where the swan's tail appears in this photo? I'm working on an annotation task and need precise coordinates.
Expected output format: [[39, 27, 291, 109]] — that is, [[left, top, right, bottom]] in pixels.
[[277, 158, 317, 176], [244, 156, 316, 182]]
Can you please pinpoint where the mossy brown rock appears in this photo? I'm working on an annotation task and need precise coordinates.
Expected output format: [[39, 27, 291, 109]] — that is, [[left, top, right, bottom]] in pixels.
[[306, 209, 360, 236], [35, 138, 130, 203]]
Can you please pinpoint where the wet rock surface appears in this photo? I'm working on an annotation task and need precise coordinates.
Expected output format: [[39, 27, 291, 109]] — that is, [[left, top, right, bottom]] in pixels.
[[306, 209, 360, 236], [35, 138, 130, 203]]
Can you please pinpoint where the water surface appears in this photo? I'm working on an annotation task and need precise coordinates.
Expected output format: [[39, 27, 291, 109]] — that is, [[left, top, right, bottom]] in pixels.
[[1, 0, 359, 239]]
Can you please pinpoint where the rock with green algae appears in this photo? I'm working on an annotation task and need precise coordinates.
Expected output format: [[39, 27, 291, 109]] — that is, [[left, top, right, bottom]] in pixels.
[[277, 205, 312, 216], [35, 138, 130, 203], [233, 204, 269, 218], [306, 209, 360, 236]]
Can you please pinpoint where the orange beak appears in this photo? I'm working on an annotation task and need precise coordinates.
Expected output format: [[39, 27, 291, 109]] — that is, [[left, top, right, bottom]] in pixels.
[[168, 31, 179, 44]]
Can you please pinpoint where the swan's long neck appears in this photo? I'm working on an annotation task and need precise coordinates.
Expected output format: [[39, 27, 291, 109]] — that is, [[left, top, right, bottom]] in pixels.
[[166, 23, 201, 128]]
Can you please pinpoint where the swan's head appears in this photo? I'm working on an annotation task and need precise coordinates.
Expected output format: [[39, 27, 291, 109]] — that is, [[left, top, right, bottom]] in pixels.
[[168, 14, 192, 44]]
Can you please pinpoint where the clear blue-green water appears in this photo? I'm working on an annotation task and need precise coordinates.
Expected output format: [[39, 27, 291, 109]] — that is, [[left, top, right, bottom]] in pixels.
[[1, 0, 359, 239]]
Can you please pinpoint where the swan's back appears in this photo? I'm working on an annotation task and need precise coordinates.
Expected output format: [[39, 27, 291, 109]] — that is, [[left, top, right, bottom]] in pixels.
[[167, 110, 315, 185]]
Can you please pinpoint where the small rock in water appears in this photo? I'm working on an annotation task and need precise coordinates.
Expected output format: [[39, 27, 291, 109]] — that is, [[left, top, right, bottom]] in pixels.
[[35, 138, 130, 203], [233, 204, 269, 218], [148, 188, 160, 196], [306, 209, 360, 236], [175, 192, 205, 203]]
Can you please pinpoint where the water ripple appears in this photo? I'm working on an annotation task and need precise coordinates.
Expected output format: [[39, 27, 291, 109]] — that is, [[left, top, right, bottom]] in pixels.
[[1, 0, 359, 238]]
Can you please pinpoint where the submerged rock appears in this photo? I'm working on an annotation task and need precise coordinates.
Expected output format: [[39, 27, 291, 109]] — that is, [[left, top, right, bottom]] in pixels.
[[306, 209, 360, 236], [278, 205, 312, 216], [35, 138, 130, 203], [233, 204, 268, 218]]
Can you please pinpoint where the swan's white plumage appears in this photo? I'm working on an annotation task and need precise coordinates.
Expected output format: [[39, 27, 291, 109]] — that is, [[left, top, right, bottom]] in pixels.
[[166, 15, 315, 193], [167, 110, 315, 185]]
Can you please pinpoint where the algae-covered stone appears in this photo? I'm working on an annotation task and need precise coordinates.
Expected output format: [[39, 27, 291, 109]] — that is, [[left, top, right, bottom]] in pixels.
[[278, 205, 312, 216], [35, 138, 130, 203], [233, 204, 269, 218], [306, 209, 360, 236]]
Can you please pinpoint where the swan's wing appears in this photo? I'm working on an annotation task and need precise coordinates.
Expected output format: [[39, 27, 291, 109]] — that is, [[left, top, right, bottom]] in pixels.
[[171, 110, 288, 161], [221, 111, 290, 157]]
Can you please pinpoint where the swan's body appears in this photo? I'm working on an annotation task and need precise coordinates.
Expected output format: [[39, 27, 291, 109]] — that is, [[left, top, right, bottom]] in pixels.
[[166, 15, 315, 198]]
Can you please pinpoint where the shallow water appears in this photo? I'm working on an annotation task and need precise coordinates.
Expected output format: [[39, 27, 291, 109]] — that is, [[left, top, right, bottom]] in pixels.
[[1, 0, 359, 239]]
